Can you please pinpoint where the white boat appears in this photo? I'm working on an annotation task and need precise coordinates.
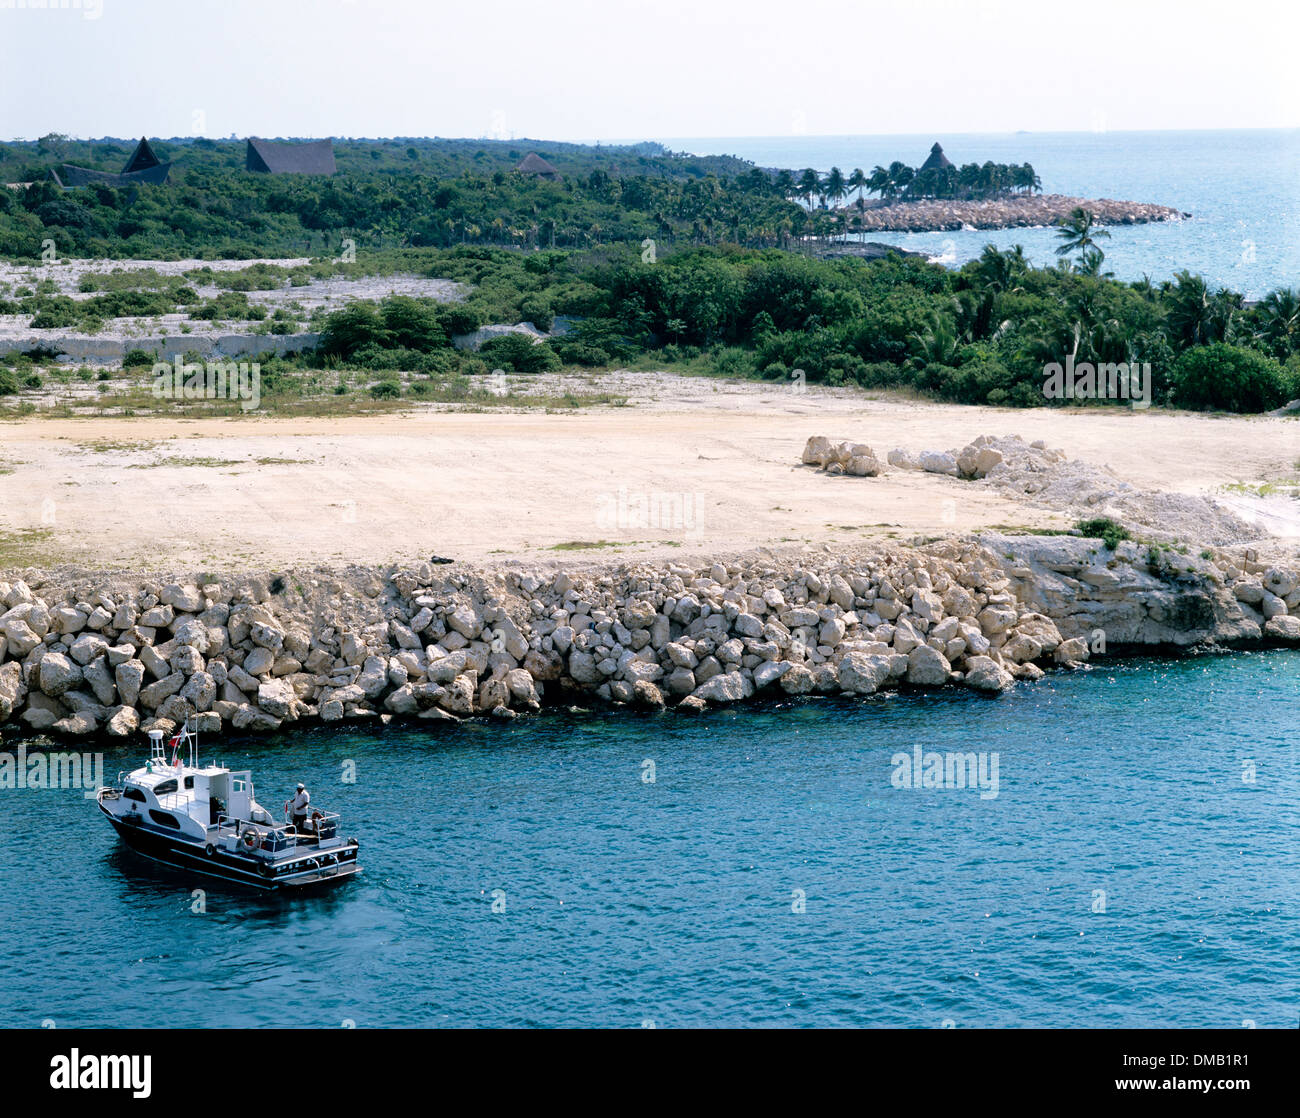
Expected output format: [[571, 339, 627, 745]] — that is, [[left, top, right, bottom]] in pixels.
[[97, 721, 360, 891]]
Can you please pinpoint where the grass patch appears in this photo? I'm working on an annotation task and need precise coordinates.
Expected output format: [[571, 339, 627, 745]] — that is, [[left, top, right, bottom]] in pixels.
[[980, 524, 1066, 536], [75, 438, 168, 453], [0, 528, 58, 567], [549, 540, 625, 551], [127, 456, 243, 469]]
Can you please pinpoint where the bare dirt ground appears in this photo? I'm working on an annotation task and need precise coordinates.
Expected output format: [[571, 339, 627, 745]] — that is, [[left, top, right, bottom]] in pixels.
[[0, 372, 1296, 573]]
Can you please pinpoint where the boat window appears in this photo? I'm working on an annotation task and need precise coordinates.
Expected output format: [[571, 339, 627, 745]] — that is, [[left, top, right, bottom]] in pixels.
[[149, 810, 181, 829], [123, 787, 146, 802], [154, 779, 178, 795], [184, 776, 195, 790]]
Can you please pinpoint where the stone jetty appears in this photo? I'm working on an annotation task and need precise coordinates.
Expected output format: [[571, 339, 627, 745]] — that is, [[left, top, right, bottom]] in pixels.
[[840, 193, 1187, 234], [1, 533, 1295, 741]]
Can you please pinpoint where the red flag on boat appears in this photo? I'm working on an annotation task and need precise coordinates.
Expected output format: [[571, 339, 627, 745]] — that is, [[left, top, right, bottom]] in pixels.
[[169, 730, 183, 769]]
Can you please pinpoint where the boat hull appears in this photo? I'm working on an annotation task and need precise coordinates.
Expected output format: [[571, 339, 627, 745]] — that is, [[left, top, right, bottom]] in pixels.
[[103, 808, 360, 892]]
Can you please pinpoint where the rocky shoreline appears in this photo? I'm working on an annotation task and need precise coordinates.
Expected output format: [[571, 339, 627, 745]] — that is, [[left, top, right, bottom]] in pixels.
[[1, 532, 1296, 746], [839, 193, 1188, 233]]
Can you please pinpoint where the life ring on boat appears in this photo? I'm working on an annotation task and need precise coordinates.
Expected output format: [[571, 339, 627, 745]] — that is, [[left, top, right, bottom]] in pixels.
[[204, 843, 216, 857], [240, 830, 261, 851], [310, 810, 324, 833]]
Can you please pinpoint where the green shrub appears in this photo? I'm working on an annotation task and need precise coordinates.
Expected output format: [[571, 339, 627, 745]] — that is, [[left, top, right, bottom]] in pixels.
[[437, 304, 481, 337], [122, 348, 156, 369], [519, 294, 554, 332], [369, 380, 401, 399], [0, 368, 17, 396], [320, 303, 386, 357], [380, 296, 448, 351], [552, 340, 609, 367], [1076, 517, 1131, 550], [1167, 344, 1290, 413], [478, 332, 561, 373]]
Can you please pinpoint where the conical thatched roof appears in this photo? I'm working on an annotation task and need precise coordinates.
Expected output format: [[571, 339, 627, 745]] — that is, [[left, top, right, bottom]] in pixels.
[[50, 134, 171, 190], [919, 142, 953, 172], [246, 138, 336, 175], [514, 152, 559, 178], [122, 137, 162, 174]]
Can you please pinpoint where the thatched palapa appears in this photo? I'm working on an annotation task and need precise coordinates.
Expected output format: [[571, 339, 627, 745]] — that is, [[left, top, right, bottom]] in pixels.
[[514, 152, 560, 180], [50, 137, 172, 189], [245, 138, 337, 175]]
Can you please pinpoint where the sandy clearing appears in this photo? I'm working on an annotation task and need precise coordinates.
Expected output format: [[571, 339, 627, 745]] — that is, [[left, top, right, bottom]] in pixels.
[[0, 374, 1296, 572]]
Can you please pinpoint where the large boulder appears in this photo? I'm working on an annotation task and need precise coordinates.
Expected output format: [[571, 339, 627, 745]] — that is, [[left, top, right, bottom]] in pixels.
[[964, 656, 1014, 693], [256, 679, 297, 720], [905, 645, 951, 686], [115, 660, 146, 707], [0, 661, 26, 718], [919, 450, 960, 476], [692, 671, 753, 704], [1263, 615, 1300, 643], [836, 651, 892, 694], [39, 653, 82, 698]]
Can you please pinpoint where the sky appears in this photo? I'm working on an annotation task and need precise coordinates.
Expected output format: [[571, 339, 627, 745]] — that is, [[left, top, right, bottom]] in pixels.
[[1, 0, 1297, 142]]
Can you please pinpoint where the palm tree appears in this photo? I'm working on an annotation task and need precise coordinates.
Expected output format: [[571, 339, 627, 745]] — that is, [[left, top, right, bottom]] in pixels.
[[972, 244, 1027, 294], [1075, 246, 1113, 278], [907, 308, 961, 366], [848, 167, 867, 209], [1055, 207, 1110, 266], [867, 165, 890, 200], [824, 166, 847, 211], [1163, 271, 1239, 347], [886, 161, 913, 200], [797, 168, 819, 209], [1255, 287, 1300, 357]]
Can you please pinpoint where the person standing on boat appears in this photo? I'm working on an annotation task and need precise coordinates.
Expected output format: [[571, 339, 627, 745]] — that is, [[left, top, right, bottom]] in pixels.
[[287, 784, 310, 832]]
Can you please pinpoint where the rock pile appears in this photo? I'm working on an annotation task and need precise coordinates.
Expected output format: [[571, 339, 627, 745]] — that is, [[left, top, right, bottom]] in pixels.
[[839, 194, 1187, 234], [801, 437, 885, 476], [887, 434, 1063, 480], [1, 537, 1295, 740]]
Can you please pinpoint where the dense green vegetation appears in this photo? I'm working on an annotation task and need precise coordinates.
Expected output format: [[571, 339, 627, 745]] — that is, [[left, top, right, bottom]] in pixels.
[[2, 136, 1297, 416], [0, 136, 813, 258], [233, 244, 1300, 413], [0, 136, 1047, 260]]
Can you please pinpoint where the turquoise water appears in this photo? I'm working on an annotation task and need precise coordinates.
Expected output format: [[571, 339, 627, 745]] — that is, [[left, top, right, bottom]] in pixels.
[[1, 650, 1297, 1029], [663, 130, 1300, 298]]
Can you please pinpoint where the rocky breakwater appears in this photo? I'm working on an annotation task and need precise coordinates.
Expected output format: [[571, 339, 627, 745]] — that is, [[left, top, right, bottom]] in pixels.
[[843, 193, 1187, 233], [1, 538, 1295, 741]]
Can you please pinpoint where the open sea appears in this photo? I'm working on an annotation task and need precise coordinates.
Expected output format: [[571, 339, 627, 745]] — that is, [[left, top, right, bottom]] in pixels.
[[1, 649, 1296, 1029], [663, 130, 1300, 299]]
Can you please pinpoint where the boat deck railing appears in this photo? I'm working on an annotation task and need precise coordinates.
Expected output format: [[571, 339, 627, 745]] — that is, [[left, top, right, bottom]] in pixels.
[[210, 809, 344, 850]]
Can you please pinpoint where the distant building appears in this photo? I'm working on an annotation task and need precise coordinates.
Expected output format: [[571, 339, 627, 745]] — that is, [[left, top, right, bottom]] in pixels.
[[919, 142, 954, 172], [245, 138, 336, 175], [49, 137, 171, 189], [514, 152, 560, 180]]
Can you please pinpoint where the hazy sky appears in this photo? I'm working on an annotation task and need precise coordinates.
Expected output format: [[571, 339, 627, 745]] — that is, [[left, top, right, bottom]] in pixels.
[[2, 0, 1296, 142]]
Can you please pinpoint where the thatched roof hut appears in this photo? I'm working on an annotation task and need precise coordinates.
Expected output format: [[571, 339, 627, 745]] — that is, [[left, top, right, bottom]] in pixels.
[[122, 137, 163, 174], [514, 152, 559, 180], [50, 136, 172, 189], [246, 138, 336, 175], [919, 142, 954, 172]]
